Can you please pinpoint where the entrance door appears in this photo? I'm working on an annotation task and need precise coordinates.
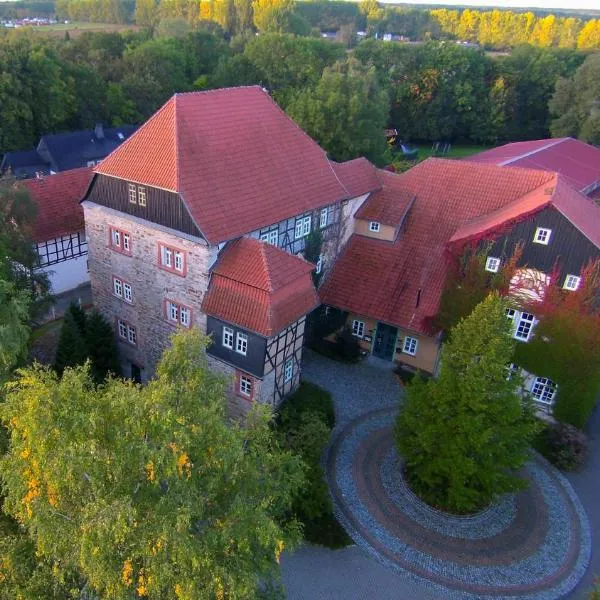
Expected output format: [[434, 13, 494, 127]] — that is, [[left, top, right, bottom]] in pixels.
[[373, 323, 398, 361], [131, 363, 142, 384]]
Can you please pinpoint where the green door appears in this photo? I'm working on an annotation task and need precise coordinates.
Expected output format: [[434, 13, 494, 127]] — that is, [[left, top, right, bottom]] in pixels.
[[373, 323, 398, 361]]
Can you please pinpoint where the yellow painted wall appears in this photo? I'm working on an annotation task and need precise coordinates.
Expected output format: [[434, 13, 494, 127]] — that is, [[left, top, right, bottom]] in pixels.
[[354, 219, 397, 242]]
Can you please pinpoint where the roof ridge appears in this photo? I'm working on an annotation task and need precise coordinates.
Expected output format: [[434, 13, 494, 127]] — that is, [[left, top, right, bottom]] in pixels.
[[499, 138, 567, 166], [259, 240, 274, 292], [174, 94, 180, 191]]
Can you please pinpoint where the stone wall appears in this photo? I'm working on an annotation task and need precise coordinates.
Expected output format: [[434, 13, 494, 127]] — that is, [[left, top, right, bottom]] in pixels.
[[83, 201, 212, 382]]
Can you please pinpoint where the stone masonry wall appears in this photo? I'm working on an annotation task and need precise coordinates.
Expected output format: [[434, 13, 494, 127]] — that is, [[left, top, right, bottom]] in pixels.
[[83, 201, 212, 382]]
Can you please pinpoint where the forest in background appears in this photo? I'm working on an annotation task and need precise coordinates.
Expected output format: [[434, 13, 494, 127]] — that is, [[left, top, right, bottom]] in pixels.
[[1, 0, 599, 163], [2, 0, 600, 51]]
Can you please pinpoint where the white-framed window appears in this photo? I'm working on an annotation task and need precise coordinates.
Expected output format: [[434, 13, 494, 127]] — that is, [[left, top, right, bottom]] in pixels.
[[239, 375, 252, 397], [174, 250, 184, 273], [128, 183, 137, 204], [113, 277, 123, 298], [315, 254, 323, 275], [320, 208, 328, 229], [260, 229, 278, 245], [531, 377, 557, 405], [369, 221, 380, 232], [117, 319, 137, 346], [533, 227, 551, 245], [236, 332, 248, 356], [123, 282, 132, 303], [180, 306, 190, 327], [112, 228, 121, 248], [295, 215, 311, 239], [86, 160, 99, 167], [222, 326, 234, 349], [166, 300, 191, 328], [158, 243, 186, 275], [137, 186, 146, 207], [402, 336, 418, 356], [507, 309, 535, 341], [563, 274, 581, 291], [167, 301, 179, 322], [284, 358, 294, 382], [352, 319, 365, 338], [110, 227, 131, 254], [123, 233, 130, 252], [485, 256, 501, 273], [161, 246, 172, 268]]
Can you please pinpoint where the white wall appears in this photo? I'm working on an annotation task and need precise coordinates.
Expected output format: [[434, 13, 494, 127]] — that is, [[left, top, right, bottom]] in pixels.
[[39, 254, 89, 295]]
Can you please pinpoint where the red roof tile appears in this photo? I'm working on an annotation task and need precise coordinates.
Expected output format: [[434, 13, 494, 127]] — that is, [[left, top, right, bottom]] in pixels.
[[22, 167, 92, 242], [320, 159, 556, 334], [331, 158, 381, 198], [355, 170, 415, 227], [468, 138, 600, 194], [201, 237, 318, 337], [95, 87, 348, 244]]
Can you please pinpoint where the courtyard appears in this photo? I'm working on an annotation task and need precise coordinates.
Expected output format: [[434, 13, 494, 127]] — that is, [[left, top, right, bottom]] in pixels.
[[282, 351, 596, 600]]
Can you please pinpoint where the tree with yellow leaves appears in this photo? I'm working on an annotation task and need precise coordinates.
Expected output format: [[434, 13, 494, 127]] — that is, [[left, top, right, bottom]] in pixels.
[[0, 329, 304, 599], [252, 0, 294, 32]]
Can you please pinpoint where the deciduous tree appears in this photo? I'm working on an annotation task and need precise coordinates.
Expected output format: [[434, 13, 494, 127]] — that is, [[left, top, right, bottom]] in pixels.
[[396, 294, 538, 513], [1, 330, 304, 599], [286, 57, 389, 164]]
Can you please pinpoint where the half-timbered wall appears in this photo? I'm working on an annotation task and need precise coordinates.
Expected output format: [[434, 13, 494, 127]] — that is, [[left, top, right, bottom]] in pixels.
[[265, 316, 306, 406], [35, 232, 89, 294], [484, 206, 599, 283], [206, 316, 267, 378], [249, 204, 341, 260], [86, 174, 202, 238]]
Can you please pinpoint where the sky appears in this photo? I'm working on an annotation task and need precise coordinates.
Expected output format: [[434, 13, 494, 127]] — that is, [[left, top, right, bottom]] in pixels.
[[380, 0, 599, 10]]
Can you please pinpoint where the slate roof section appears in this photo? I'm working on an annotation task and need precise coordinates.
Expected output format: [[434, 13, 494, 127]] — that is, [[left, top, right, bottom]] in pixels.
[[320, 159, 558, 334], [1, 125, 136, 178], [355, 170, 415, 228], [201, 237, 319, 337], [22, 167, 93, 242], [96, 87, 349, 244], [468, 138, 600, 194], [330, 158, 382, 198]]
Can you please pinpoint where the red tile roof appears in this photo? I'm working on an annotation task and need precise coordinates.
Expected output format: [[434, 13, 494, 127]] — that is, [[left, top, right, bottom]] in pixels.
[[331, 158, 381, 198], [201, 237, 319, 337], [468, 138, 600, 194], [22, 167, 92, 242], [320, 159, 557, 334], [95, 87, 348, 244], [355, 170, 415, 227]]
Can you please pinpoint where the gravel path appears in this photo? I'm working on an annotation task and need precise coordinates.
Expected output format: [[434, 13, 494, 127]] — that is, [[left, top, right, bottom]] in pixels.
[[282, 351, 595, 600]]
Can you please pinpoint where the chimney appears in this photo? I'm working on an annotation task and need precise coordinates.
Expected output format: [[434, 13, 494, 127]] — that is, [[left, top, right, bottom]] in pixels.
[[94, 123, 105, 140]]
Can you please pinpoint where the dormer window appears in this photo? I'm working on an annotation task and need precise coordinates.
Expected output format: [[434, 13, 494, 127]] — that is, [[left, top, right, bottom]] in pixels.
[[485, 256, 500, 273], [563, 274, 581, 291], [369, 221, 380, 232], [128, 183, 137, 204], [533, 227, 551, 245]]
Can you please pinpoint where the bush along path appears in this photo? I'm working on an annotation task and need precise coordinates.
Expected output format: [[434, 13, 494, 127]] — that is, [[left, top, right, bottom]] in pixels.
[[326, 407, 591, 600]]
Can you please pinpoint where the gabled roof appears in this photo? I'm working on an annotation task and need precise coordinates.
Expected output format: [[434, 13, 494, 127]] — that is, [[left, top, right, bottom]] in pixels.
[[95, 87, 349, 244], [468, 138, 600, 194], [330, 158, 381, 198], [0, 149, 49, 179], [320, 159, 560, 334], [201, 237, 319, 337], [22, 167, 92, 242], [355, 170, 415, 228]]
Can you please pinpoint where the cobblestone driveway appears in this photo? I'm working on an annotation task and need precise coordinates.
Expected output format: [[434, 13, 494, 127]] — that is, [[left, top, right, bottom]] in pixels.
[[282, 351, 592, 600]]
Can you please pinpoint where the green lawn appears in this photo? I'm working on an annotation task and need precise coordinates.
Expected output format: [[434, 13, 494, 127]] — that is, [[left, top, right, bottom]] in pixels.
[[416, 143, 491, 159], [27, 22, 139, 36]]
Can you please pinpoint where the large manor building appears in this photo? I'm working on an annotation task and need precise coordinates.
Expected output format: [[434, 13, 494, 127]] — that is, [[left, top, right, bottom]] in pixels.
[[26, 86, 600, 415]]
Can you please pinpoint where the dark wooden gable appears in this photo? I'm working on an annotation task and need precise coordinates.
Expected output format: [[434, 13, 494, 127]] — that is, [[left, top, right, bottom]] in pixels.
[[85, 174, 202, 238], [485, 206, 599, 279]]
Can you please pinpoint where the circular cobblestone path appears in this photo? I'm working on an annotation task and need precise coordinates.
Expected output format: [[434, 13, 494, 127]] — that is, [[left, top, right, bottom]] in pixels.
[[327, 407, 591, 600]]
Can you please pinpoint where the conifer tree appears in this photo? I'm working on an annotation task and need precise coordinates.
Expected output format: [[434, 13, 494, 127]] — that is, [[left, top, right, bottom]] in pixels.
[[53, 310, 88, 376], [85, 310, 121, 383], [396, 294, 538, 513]]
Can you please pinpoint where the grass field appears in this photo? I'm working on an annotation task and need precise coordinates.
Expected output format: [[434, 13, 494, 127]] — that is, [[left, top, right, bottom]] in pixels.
[[416, 143, 490, 160], [25, 22, 139, 37]]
